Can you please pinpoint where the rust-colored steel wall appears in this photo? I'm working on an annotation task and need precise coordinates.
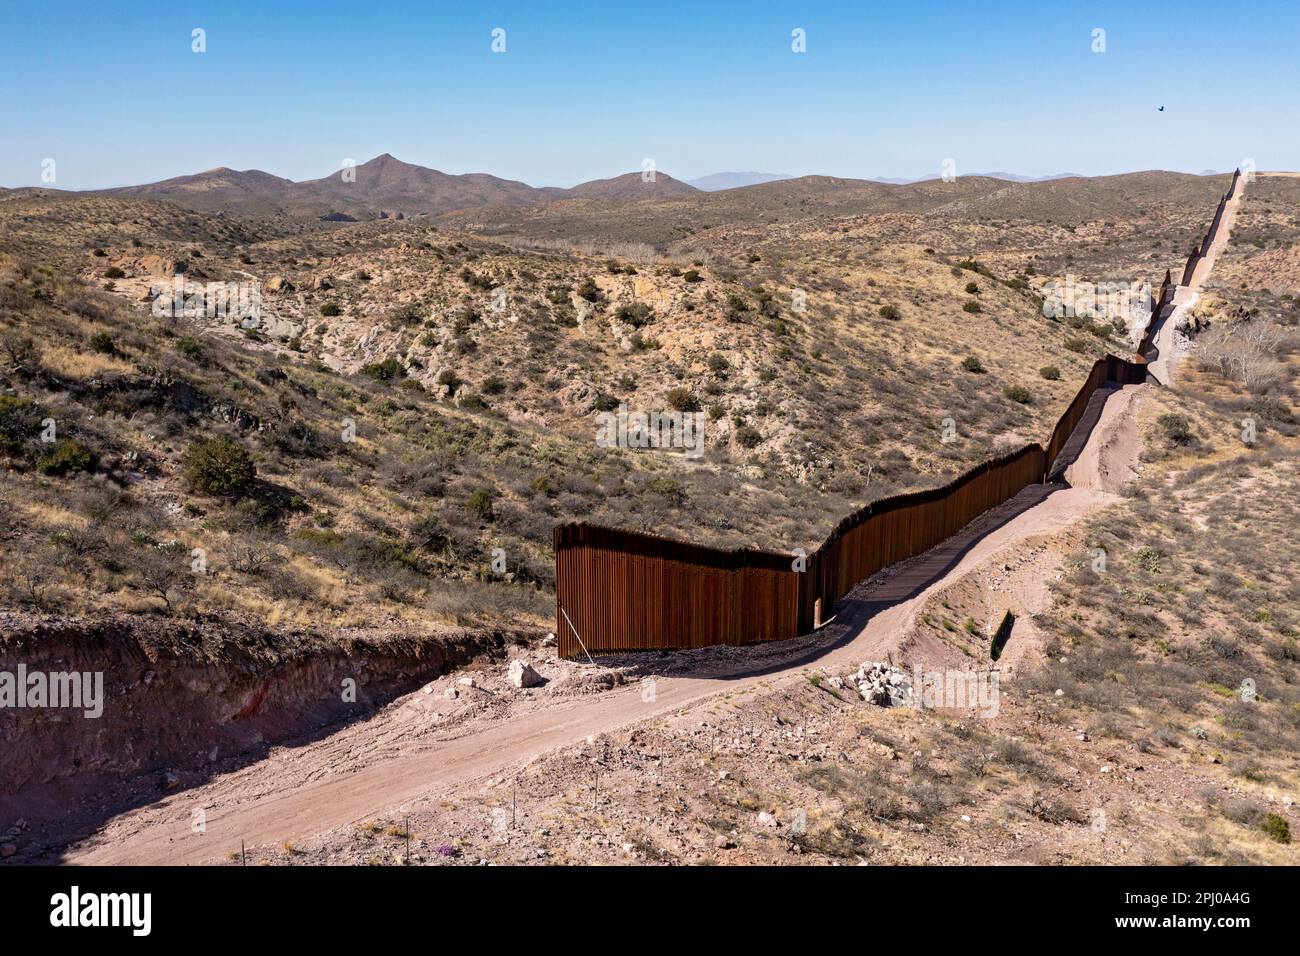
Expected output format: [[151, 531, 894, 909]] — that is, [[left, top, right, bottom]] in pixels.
[[553, 176, 1240, 658], [555, 443, 1049, 658]]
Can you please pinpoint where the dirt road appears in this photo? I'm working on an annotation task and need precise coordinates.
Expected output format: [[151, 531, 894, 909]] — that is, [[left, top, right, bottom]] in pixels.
[[67, 385, 1148, 865], [1148, 173, 1247, 384]]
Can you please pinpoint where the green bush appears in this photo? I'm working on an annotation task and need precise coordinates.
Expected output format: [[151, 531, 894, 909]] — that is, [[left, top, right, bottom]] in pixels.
[[962, 300, 982, 314], [614, 303, 654, 328], [734, 424, 763, 448], [319, 302, 342, 317], [1004, 384, 1031, 404], [1262, 813, 1291, 844], [361, 356, 406, 382], [645, 477, 685, 504], [88, 332, 115, 354], [436, 368, 462, 394], [481, 374, 506, 395], [466, 487, 494, 520], [458, 393, 488, 411], [182, 437, 256, 496], [878, 304, 901, 321], [36, 439, 92, 476], [103, 266, 125, 279], [576, 277, 601, 301], [1039, 365, 1061, 380], [682, 269, 702, 283], [1157, 413, 1191, 443], [176, 337, 204, 361], [961, 355, 985, 373], [964, 281, 980, 294]]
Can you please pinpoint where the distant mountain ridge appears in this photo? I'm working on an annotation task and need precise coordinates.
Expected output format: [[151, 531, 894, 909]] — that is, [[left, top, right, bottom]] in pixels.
[[870, 171, 1084, 185], [91, 154, 699, 224], [75, 156, 1221, 232], [687, 172, 794, 191]]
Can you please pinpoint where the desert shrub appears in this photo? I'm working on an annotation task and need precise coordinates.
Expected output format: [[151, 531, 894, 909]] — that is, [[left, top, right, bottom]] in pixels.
[[682, 269, 702, 283], [962, 300, 982, 314], [961, 355, 985, 373], [36, 439, 92, 476], [88, 331, 115, 354], [878, 304, 901, 321], [1262, 813, 1292, 844], [665, 387, 700, 412], [362, 356, 405, 382], [435, 368, 462, 394], [0, 395, 42, 453], [408, 514, 450, 553], [103, 266, 125, 279], [319, 302, 342, 317], [458, 393, 488, 411], [1039, 365, 1061, 380], [965, 281, 980, 294], [591, 390, 620, 412], [576, 277, 601, 301], [734, 424, 763, 448], [1157, 413, 1191, 443], [0, 330, 40, 374], [644, 477, 685, 504], [466, 487, 495, 520], [182, 437, 256, 496], [386, 302, 424, 328], [1004, 384, 1031, 404], [614, 303, 654, 328], [175, 337, 204, 361]]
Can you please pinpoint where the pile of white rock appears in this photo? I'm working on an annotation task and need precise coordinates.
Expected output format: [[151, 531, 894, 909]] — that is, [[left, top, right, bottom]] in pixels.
[[851, 661, 912, 707]]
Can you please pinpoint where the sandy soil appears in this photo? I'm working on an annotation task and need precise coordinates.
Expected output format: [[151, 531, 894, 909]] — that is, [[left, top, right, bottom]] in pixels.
[[64, 383, 1149, 865]]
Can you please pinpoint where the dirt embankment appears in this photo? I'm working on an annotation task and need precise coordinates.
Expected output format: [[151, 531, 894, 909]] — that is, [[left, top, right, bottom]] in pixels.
[[0, 612, 530, 825]]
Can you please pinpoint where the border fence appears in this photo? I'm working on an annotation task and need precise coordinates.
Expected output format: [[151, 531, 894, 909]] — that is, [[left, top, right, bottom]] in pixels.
[[553, 171, 1240, 658]]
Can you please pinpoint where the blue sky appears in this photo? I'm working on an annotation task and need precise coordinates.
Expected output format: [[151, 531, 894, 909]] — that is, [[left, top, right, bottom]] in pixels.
[[2, 0, 1296, 189]]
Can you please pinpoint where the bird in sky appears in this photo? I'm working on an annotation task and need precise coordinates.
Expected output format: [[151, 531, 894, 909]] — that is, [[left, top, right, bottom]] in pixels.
[[1158, 105, 1165, 112]]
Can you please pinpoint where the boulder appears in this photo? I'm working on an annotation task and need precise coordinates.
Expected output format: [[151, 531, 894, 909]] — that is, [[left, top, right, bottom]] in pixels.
[[507, 659, 543, 689], [264, 275, 294, 294]]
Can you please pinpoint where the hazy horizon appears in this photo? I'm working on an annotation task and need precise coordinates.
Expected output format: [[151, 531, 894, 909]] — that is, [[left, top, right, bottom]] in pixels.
[[1, 152, 1235, 195]]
